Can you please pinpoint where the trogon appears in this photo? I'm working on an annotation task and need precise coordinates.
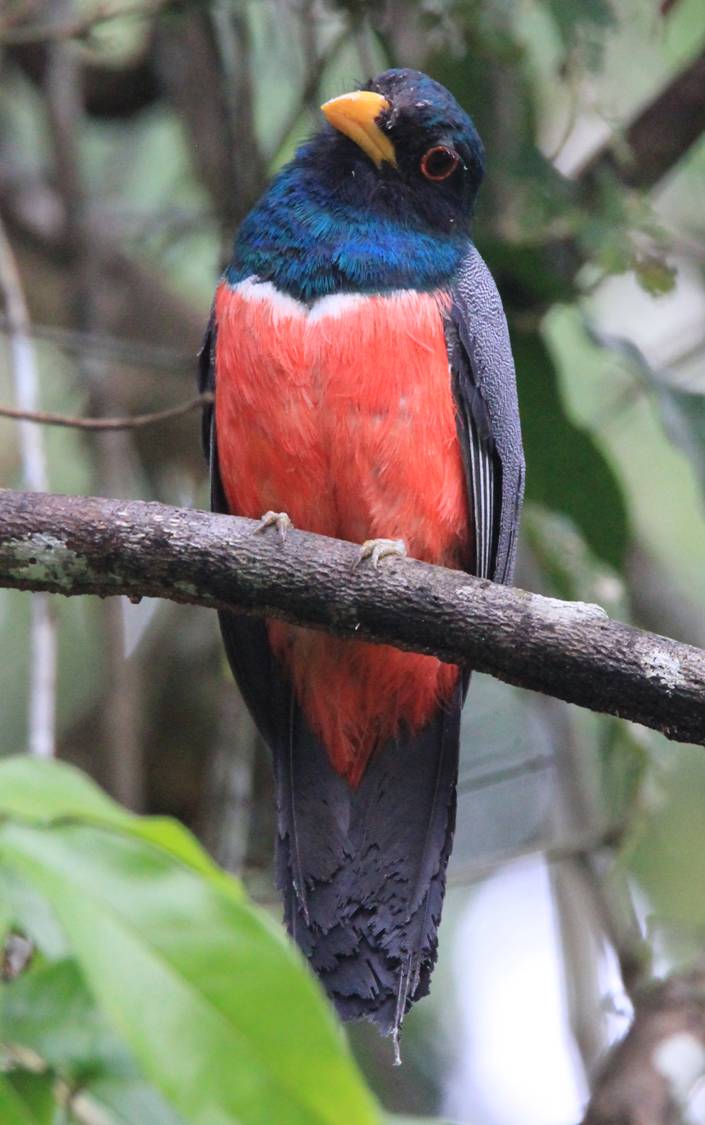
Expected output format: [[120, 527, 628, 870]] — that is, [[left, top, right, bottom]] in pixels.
[[199, 68, 525, 1047]]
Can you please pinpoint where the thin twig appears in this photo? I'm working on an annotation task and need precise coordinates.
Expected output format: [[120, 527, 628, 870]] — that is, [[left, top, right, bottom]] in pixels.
[[0, 392, 212, 431], [0, 216, 56, 759]]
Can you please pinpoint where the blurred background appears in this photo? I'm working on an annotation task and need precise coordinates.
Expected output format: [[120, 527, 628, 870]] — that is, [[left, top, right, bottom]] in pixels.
[[1, 0, 705, 1120]]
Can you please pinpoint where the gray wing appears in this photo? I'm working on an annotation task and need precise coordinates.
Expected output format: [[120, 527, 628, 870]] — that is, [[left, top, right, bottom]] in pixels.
[[447, 245, 525, 584]]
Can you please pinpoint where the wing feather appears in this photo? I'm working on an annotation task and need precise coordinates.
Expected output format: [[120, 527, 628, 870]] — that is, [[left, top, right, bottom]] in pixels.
[[447, 246, 525, 584]]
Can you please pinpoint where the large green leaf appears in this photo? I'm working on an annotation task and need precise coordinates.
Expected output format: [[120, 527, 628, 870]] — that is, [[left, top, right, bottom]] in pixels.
[[515, 329, 630, 570], [0, 757, 238, 898], [84, 1074, 184, 1125], [0, 1071, 46, 1125], [1, 1074, 54, 1125], [0, 877, 12, 949], [0, 868, 69, 960], [0, 760, 380, 1125]]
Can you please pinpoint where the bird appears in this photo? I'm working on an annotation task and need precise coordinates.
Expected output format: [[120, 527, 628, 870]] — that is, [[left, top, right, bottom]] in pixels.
[[199, 67, 525, 1051]]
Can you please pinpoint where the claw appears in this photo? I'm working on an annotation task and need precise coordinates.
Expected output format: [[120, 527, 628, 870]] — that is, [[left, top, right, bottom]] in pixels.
[[353, 537, 407, 571], [255, 510, 293, 542]]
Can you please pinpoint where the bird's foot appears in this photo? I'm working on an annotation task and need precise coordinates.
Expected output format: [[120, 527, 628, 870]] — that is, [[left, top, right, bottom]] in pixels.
[[353, 538, 407, 571], [254, 510, 293, 543]]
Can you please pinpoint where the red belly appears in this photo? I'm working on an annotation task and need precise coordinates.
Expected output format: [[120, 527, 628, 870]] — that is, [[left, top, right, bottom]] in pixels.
[[215, 280, 470, 784]]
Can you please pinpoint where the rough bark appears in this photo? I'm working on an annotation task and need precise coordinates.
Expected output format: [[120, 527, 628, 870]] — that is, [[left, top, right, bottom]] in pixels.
[[1, 488, 704, 747]]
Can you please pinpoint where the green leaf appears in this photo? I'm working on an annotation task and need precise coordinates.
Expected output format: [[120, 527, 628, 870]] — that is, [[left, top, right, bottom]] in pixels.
[[84, 1074, 185, 1125], [0, 878, 12, 949], [546, 0, 615, 45], [585, 323, 705, 510], [0, 1071, 46, 1125], [633, 254, 677, 296], [2, 959, 110, 1081], [2, 1073, 54, 1124], [0, 757, 239, 899], [515, 330, 630, 570], [1, 958, 184, 1124], [3, 958, 141, 1082], [0, 869, 68, 959], [481, 238, 576, 308], [0, 779, 379, 1125]]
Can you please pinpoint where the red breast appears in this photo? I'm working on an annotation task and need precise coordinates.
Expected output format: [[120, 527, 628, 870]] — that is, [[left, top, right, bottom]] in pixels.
[[215, 279, 471, 785]]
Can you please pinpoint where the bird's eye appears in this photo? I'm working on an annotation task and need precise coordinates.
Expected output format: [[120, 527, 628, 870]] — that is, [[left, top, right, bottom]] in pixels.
[[420, 145, 460, 182]]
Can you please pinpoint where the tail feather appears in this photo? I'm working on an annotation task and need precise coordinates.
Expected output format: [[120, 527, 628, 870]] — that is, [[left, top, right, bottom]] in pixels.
[[276, 679, 462, 1038], [217, 609, 461, 1037]]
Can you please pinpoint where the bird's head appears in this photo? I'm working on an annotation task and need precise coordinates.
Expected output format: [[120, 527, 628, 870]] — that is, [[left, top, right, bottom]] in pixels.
[[229, 69, 484, 298], [313, 68, 485, 236]]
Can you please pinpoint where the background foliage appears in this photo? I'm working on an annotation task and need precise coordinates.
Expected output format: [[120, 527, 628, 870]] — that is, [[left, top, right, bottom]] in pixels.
[[1, 0, 705, 1121]]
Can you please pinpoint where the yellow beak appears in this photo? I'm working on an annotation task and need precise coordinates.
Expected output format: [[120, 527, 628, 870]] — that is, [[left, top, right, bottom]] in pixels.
[[320, 90, 397, 169]]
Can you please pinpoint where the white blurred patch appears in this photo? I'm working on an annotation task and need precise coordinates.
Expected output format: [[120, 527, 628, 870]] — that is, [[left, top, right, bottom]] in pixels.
[[590, 262, 705, 389], [654, 1032, 705, 1107], [122, 596, 159, 658], [445, 858, 590, 1124]]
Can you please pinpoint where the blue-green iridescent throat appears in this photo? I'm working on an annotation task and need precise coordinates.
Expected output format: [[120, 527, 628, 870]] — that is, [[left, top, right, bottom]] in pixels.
[[225, 158, 471, 303]]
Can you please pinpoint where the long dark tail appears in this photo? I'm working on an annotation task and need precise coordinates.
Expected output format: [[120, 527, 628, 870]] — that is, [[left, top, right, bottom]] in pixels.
[[217, 609, 461, 1041], [274, 680, 462, 1041]]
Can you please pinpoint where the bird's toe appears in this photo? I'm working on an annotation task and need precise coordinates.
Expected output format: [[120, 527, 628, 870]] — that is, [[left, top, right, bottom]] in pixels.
[[255, 510, 293, 542], [354, 538, 407, 571]]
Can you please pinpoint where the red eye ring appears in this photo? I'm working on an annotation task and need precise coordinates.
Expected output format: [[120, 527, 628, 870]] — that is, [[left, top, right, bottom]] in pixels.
[[420, 145, 460, 181]]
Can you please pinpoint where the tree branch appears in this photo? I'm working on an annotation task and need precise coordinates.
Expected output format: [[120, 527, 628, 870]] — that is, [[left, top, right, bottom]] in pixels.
[[579, 44, 705, 191], [1, 489, 704, 746], [583, 961, 705, 1124]]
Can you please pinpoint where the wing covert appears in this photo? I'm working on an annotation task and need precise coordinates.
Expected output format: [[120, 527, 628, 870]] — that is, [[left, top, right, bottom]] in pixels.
[[447, 246, 525, 584]]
